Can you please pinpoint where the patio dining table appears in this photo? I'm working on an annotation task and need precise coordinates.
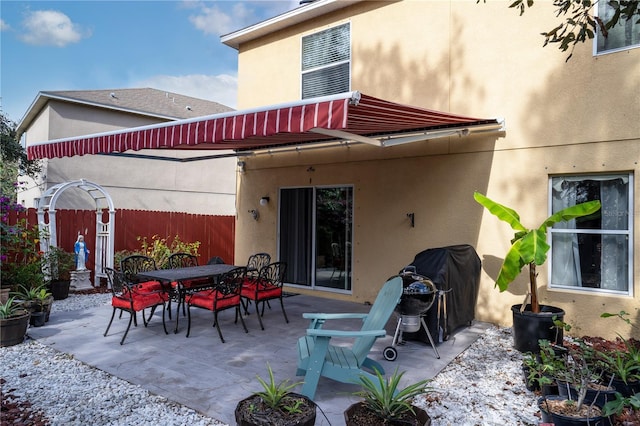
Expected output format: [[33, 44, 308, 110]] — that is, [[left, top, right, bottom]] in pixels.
[[136, 264, 239, 333]]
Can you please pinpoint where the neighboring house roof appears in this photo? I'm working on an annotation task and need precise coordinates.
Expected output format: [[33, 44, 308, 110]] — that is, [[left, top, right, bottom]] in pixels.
[[17, 88, 234, 137], [221, 0, 363, 50]]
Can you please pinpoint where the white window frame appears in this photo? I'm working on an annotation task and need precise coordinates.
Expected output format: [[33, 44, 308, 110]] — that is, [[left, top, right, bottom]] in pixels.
[[548, 173, 634, 296], [593, 2, 640, 56], [300, 22, 351, 99]]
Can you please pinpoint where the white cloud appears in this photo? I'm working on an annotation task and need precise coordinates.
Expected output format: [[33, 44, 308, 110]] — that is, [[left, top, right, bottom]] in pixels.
[[136, 73, 238, 109], [187, 1, 297, 36], [19, 10, 89, 47], [1, 19, 10, 31]]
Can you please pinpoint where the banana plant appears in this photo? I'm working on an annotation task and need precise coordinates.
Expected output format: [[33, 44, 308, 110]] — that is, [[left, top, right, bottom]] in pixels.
[[473, 192, 601, 313]]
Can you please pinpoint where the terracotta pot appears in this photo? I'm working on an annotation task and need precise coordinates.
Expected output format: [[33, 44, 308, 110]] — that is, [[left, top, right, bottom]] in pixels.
[[344, 401, 431, 426], [0, 310, 31, 347]]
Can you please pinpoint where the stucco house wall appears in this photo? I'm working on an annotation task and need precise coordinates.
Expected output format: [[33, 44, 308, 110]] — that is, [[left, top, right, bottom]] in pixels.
[[19, 92, 237, 215], [231, 1, 640, 339]]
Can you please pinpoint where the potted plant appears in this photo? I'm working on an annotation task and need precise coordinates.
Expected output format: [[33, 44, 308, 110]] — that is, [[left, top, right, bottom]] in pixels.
[[12, 283, 51, 326], [45, 246, 75, 300], [234, 364, 316, 426], [531, 338, 608, 425], [344, 368, 432, 426], [598, 311, 640, 397], [473, 192, 601, 353], [602, 391, 640, 425], [0, 297, 31, 347]]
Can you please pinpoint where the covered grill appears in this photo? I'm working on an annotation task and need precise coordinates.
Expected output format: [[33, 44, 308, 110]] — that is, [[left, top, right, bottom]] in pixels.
[[383, 266, 440, 361]]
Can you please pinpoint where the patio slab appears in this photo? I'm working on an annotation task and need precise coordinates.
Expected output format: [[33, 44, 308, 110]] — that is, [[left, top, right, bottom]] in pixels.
[[27, 293, 490, 425]]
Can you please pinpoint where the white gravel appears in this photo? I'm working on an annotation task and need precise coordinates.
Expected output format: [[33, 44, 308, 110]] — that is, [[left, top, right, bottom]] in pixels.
[[2, 293, 540, 425]]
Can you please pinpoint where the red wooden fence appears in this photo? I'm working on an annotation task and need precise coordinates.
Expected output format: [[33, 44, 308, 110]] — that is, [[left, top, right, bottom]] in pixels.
[[6, 208, 235, 271]]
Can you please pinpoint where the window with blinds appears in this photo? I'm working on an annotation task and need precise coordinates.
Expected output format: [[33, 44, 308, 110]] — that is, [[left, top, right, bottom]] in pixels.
[[301, 23, 350, 99]]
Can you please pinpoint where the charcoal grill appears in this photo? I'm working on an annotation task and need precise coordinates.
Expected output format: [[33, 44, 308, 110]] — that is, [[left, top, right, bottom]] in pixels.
[[383, 266, 440, 361]]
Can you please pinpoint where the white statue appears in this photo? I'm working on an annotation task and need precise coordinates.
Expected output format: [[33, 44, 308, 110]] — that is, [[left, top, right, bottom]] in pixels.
[[74, 235, 90, 270]]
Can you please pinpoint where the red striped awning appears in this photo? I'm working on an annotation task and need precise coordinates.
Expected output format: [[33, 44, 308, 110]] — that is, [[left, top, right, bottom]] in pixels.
[[27, 91, 502, 160]]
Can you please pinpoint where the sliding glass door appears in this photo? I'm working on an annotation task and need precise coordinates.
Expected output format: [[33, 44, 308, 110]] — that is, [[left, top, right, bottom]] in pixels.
[[279, 186, 352, 291]]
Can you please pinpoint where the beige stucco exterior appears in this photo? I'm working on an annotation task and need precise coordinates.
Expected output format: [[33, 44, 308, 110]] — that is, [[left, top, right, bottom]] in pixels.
[[231, 1, 640, 339], [20, 97, 237, 215]]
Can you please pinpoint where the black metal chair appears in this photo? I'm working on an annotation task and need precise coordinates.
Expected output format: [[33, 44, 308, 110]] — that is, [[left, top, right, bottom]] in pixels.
[[185, 266, 248, 343], [207, 256, 225, 265], [120, 255, 167, 320], [104, 267, 168, 345], [241, 262, 288, 330], [246, 253, 271, 279], [169, 252, 198, 269]]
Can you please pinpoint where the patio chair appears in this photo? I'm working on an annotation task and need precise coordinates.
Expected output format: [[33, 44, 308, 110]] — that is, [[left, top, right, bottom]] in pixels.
[[168, 252, 205, 315], [296, 276, 403, 399], [120, 255, 163, 292], [240, 262, 288, 330], [207, 256, 225, 265], [103, 267, 168, 345], [246, 252, 271, 279], [185, 266, 248, 343]]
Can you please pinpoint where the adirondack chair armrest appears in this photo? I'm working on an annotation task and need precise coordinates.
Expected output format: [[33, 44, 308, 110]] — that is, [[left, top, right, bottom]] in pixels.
[[306, 328, 387, 339], [303, 313, 370, 329], [302, 313, 368, 320]]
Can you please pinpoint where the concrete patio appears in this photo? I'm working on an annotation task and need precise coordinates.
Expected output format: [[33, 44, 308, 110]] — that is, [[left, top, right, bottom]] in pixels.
[[27, 293, 490, 425]]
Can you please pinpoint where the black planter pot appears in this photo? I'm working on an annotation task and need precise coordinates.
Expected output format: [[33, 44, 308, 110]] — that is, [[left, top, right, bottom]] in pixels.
[[234, 393, 316, 426], [30, 311, 46, 327], [511, 304, 565, 353], [344, 401, 431, 426], [557, 381, 618, 408], [0, 311, 31, 347], [538, 395, 605, 426], [607, 377, 640, 398], [50, 280, 70, 300]]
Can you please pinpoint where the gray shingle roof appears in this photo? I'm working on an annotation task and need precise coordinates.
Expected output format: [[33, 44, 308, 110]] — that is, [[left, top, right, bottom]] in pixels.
[[42, 88, 234, 119]]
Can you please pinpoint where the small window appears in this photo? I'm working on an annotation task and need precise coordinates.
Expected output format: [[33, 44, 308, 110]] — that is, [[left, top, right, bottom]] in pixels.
[[301, 23, 350, 99], [549, 174, 634, 295], [595, 2, 640, 54]]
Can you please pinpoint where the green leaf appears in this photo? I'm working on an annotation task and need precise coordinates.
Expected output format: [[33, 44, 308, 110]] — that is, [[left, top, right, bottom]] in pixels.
[[474, 192, 526, 232]]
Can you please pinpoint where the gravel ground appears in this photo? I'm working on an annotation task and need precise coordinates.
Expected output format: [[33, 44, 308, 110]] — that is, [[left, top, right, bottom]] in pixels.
[[1, 292, 541, 425]]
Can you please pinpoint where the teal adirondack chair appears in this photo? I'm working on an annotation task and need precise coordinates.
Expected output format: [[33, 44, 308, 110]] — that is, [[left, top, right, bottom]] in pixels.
[[296, 276, 403, 399]]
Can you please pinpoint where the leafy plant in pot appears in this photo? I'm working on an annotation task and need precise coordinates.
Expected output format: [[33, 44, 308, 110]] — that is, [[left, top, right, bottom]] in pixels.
[[473, 192, 601, 353], [531, 338, 607, 425], [45, 246, 75, 300], [344, 368, 432, 426], [234, 364, 316, 426]]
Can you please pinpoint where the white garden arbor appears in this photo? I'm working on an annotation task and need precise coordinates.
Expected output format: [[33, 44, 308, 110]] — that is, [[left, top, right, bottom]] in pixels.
[[37, 179, 115, 283]]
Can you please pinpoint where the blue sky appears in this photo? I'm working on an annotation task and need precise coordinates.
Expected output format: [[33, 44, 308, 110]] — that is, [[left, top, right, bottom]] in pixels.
[[0, 1, 300, 124]]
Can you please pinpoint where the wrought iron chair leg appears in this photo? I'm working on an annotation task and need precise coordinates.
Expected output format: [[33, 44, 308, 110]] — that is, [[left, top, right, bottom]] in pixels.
[[237, 306, 248, 333], [161, 303, 168, 335], [254, 300, 265, 330], [186, 304, 192, 338], [214, 310, 225, 343], [279, 297, 289, 323], [120, 312, 135, 345], [104, 308, 117, 336]]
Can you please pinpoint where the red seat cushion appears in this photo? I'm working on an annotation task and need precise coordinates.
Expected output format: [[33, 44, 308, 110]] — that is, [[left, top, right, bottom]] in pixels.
[[187, 291, 240, 310], [112, 292, 165, 311], [241, 282, 281, 300], [137, 280, 164, 292]]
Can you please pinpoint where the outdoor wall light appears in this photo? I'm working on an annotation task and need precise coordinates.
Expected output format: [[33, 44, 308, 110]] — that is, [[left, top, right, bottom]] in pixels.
[[249, 209, 259, 220], [260, 196, 270, 206], [407, 212, 415, 228]]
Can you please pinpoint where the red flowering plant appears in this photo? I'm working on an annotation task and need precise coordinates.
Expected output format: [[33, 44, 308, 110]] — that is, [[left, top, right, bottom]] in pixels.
[[1, 185, 45, 293]]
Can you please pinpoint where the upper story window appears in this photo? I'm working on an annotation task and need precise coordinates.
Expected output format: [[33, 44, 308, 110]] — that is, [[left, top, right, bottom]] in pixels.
[[549, 174, 634, 295], [595, 2, 640, 54], [301, 23, 350, 99]]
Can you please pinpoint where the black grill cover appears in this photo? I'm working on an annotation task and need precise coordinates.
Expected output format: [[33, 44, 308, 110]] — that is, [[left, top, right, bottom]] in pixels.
[[403, 244, 481, 343]]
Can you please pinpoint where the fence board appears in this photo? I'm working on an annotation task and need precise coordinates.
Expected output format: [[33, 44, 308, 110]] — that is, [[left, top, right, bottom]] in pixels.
[[7, 208, 235, 273]]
